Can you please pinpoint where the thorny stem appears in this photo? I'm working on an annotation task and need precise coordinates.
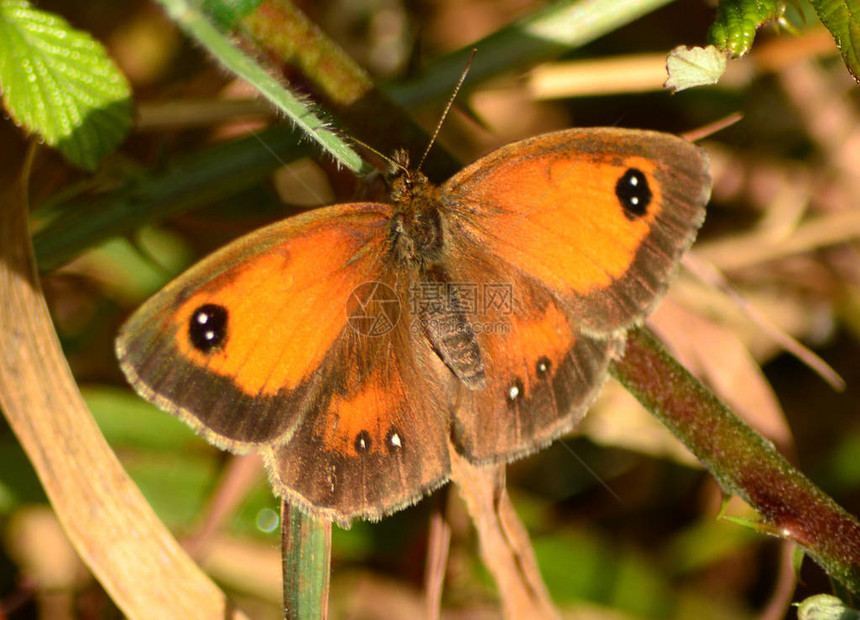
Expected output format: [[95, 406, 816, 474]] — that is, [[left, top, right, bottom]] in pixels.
[[612, 327, 860, 594]]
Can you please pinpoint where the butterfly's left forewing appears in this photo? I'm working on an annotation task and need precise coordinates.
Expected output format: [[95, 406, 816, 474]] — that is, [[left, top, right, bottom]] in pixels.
[[117, 205, 394, 452], [116, 203, 398, 451]]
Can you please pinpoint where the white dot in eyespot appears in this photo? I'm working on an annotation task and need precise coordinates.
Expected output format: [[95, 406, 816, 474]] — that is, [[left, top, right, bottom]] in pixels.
[[197, 313, 209, 324], [204, 330, 215, 341], [508, 384, 520, 400], [357, 434, 368, 450], [389, 432, 402, 448], [630, 196, 639, 205], [630, 176, 639, 186]]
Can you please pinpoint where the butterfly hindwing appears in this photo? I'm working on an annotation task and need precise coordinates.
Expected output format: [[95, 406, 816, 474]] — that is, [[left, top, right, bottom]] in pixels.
[[441, 248, 620, 462], [264, 307, 452, 526]]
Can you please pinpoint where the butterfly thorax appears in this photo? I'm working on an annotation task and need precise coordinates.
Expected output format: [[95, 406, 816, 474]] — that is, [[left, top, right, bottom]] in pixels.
[[388, 164, 445, 268], [383, 154, 487, 390]]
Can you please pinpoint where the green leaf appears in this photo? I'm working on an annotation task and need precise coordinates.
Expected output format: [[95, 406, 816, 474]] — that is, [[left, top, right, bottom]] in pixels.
[[0, 0, 132, 170], [809, 0, 860, 81], [708, 0, 784, 56]]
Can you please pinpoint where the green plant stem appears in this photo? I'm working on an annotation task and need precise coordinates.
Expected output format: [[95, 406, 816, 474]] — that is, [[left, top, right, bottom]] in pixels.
[[384, 0, 678, 108], [32, 126, 307, 271], [239, 0, 461, 181], [240, 0, 679, 180], [281, 501, 331, 620], [611, 327, 860, 594]]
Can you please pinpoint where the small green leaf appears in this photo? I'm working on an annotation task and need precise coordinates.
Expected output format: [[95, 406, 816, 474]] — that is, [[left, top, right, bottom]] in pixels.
[[0, 0, 132, 170], [809, 0, 860, 81], [708, 0, 784, 56], [665, 45, 728, 92]]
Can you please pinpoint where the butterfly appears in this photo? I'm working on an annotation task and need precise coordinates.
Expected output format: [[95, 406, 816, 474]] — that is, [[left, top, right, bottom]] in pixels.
[[116, 127, 711, 527]]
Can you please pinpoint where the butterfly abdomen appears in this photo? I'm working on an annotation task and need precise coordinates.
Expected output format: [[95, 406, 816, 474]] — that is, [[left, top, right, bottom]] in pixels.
[[414, 266, 487, 391]]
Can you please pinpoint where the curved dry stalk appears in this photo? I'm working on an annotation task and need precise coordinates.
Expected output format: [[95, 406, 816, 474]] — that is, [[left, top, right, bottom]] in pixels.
[[0, 174, 248, 620]]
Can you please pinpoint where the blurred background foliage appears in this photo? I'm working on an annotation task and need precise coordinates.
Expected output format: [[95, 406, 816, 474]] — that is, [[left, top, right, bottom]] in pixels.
[[1, 0, 860, 618]]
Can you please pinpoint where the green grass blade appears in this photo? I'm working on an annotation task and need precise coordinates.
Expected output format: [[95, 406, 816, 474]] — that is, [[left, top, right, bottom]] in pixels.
[[32, 126, 308, 271], [282, 502, 331, 620], [155, 0, 370, 174]]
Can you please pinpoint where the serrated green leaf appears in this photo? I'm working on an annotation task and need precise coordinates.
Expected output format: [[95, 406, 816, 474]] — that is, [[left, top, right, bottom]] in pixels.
[[810, 0, 860, 81], [708, 0, 784, 56], [0, 0, 132, 170]]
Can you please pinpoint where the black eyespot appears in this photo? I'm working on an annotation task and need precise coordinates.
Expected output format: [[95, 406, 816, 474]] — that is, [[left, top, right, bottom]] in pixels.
[[506, 377, 525, 409], [188, 304, 228, 353], [536, 356, 552, 378], [386, 426, 404, 453], [615, 168, 651, 219], [354, 430, 372, 454]]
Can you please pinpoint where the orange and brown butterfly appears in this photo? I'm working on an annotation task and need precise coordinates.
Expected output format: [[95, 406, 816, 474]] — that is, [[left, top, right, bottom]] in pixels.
[[116, 127, 711, 527]]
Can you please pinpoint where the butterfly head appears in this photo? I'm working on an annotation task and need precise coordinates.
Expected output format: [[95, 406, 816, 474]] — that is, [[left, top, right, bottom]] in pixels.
[[385, 149, 422, 203]]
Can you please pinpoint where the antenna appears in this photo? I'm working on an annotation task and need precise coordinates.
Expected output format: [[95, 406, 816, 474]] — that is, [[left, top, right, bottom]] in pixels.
[[415, 49, 477, 172], [349, 134, 409, 176]]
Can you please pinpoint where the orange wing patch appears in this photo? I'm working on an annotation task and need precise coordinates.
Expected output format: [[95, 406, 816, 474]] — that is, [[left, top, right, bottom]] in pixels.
[[444, 128, 709, 334], [437, 244, 619, 462], [455, 154, 660, 295], [169, 227, 379, 397], [264, 322, 452, 526], [319, 365, 408, 459]]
